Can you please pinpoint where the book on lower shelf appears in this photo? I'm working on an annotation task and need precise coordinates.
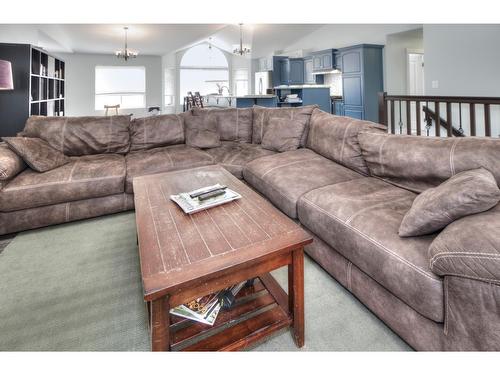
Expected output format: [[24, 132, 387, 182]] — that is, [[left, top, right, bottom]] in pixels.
[[170, 281, 247, 326]]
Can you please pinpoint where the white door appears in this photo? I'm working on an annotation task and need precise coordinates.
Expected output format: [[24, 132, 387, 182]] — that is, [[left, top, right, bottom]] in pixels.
[[407, 52, 425, 95]]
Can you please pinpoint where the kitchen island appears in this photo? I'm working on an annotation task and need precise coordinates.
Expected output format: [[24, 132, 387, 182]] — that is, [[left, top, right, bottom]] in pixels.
[[205, 94, 277, 108], [274, 85, 331, 113]]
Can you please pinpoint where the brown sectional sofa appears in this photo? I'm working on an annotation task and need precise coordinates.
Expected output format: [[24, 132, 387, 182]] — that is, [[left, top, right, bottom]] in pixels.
[[1, 107, 499, 351]]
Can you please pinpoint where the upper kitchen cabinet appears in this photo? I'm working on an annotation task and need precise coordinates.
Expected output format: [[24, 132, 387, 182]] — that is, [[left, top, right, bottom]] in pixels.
[[311, 49, 337, 72], [279, 58, 290, 85], [338, 44, 384, 122], [275, 57, 304, 86], [289, 58, 304, 84], [303, 57, 314, 84], [258, 56, 273, 72]]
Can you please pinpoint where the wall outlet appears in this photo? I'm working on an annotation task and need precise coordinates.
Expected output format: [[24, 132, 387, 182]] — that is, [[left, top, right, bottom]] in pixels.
[[431, 80, 439, 89]]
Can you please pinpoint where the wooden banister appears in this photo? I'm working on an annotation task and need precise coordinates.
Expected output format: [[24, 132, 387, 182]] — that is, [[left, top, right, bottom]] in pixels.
[[422, 105, 464, 137], [379, 92, 497, 137]]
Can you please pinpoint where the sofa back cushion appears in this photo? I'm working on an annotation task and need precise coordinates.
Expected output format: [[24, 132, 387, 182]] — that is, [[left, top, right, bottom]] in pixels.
[[129, 114, 185, 151], [192, 107, 253, 143], [358, 133, 500, 193], [261, 118, 307, 152], [184, 111, 221, 149], [252, 105, 317, 146], [22, 115, 131, 156], [306, 109, 387, 175]]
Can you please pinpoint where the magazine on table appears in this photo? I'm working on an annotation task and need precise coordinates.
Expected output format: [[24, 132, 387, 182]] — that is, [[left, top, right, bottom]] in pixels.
[[170, 184, 242, 214], [170, 281, 247, 326]]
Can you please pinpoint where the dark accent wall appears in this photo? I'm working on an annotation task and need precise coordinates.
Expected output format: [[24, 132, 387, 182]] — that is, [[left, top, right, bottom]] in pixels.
[[0, 44, 31, 137]]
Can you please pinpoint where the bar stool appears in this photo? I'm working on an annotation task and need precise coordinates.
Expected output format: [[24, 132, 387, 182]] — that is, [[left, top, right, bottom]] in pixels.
[[104, 104, 120, 116]]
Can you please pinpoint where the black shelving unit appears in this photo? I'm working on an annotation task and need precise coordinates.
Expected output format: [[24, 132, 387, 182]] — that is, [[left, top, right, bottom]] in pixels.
[[0, 43, 66, 137]]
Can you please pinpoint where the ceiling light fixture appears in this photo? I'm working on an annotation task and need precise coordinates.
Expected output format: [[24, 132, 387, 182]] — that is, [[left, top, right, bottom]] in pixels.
[[233, 23, 251, 56], [115, 27, 138, 61]]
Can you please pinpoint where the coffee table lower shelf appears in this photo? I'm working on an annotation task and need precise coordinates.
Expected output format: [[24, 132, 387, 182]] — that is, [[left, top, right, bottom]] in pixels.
[[164, 274, 292, 351]]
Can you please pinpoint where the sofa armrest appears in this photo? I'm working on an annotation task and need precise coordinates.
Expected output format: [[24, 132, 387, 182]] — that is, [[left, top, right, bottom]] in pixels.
[[429, 204, 500, 284], [0, 142, 26, 181]]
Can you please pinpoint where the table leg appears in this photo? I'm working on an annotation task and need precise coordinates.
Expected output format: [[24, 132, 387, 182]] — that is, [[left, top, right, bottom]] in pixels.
[[288, 247, 305, 347], [150, 296, 170, 351]]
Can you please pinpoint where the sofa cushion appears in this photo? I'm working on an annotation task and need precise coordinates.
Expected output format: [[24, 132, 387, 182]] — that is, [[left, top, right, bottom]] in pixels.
[[252, 105, 317, 146], [359, 133, 500, 193], [125, 144, 214, 193], [129, 114, 185, 151], [3, 136, 69, 173], [21, 115, 131, 156], [0, 154, 126, 212], [261, 118, 306, 152], [297, 177, 444, 322], [203, 141, 276, 179], [184, 112, 221, 149], [243, 148, 363, 218], [0, 142, 26, 180], [429, 204, 500, 284], [306, 109, 387, 175], [192, 107, 253, 143], [400, 168, 500, 237]]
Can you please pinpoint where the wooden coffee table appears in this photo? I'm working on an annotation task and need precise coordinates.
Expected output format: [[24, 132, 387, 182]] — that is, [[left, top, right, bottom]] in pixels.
[[133, 165, 312, 351]]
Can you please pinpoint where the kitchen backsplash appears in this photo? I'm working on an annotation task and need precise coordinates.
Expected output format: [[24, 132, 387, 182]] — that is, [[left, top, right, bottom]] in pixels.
[[324, 73, 343, 96]]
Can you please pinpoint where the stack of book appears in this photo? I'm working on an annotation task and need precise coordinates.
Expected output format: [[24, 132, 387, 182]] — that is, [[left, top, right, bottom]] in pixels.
[[170, 282, 246, 325]]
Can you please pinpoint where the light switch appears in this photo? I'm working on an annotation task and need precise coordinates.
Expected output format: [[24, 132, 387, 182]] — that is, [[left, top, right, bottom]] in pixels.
[[432, 80, 439, 89]]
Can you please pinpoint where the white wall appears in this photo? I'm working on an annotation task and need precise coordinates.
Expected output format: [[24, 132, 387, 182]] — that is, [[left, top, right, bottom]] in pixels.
[[56, 53, 162, 117], [423, 24, 500, 96], [384, 28, 423, 95]]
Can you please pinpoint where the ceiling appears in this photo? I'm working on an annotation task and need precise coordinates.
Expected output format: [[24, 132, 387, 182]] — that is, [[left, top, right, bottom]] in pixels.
[[0, 24, 422, 57]]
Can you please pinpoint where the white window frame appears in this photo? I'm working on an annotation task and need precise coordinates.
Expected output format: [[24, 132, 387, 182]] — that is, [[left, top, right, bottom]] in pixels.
[[95, 66, 146, 111]]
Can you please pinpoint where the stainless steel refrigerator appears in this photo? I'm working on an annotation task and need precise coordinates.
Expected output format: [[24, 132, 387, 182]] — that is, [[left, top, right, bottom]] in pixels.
[[254, 71, 272, 95]]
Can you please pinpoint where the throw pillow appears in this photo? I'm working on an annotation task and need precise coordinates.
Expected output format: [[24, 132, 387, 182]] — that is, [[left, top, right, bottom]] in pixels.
[[261, 118, 307, 152], [184, 112, 221, 149], [0, 142, 26, 180], [399, 168, 500, 237], [2, 136, 69, 173]]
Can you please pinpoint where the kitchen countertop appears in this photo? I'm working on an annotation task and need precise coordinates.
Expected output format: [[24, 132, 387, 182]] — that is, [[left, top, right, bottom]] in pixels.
[[274, 84, 331, 89], [206, 94, 277, 99]]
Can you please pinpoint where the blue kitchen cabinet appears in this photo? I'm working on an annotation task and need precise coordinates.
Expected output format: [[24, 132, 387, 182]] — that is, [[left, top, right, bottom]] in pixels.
[[311, 49, 337, 72], [338, 44, 383, 122], [302, 87, 330, 113], [280, 59, 290, 85], [289, 58, 304, 84], [272, 56, 288, 87], [303, 57, 314, 84], [332, 100, 344, 115]]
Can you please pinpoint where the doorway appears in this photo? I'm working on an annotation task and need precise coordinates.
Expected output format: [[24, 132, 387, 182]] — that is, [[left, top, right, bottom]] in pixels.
[[407, 50, 425, 95]]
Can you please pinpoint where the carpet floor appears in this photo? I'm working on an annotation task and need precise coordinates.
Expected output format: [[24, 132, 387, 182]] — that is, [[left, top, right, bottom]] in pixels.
[[0, 212, 410, 351]]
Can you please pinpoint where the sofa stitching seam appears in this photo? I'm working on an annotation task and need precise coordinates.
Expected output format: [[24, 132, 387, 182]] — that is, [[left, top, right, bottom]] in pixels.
[[260, 155, 319, 179], [430, 252, 500, 268], [300, 197, 442, 282], [449, 138, 461, 176], [344, 195, 411, 225]]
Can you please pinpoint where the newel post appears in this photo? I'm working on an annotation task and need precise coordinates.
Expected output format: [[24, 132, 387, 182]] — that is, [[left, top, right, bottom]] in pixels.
[[378, 92, 388, 126]]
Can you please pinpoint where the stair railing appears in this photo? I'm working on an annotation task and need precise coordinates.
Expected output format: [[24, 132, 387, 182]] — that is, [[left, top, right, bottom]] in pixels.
[[378, 92, 500, 137]]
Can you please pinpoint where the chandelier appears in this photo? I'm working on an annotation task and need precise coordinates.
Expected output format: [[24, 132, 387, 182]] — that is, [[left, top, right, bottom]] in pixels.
[[115, 27, 138, 61], [233, 23, 251, 56]]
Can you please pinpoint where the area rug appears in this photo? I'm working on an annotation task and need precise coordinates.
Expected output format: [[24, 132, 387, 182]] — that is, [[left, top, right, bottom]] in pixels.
[[0, 212, 410, 351]]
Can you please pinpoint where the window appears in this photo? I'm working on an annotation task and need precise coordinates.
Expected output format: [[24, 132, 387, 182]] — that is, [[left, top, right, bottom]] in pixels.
[[179, 44, 229, 102], [164, 68, 175, 107], [233, 68, 248, 96], [95, 66, 146, 110]]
